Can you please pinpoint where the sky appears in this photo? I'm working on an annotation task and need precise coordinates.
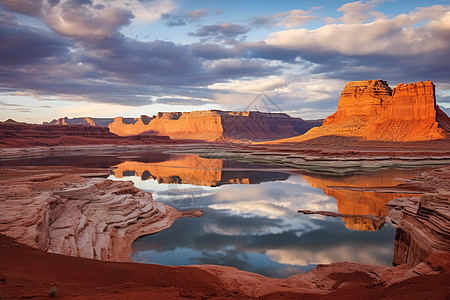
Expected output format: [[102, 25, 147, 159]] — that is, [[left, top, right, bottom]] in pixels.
[[1, 0, 450, 123]]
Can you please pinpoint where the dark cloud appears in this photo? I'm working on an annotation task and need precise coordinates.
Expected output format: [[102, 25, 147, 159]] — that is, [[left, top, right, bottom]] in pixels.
[[437, 94, 450, 105], [0, 0, 43, 16], [188, 23, 250, 43], [249, 15, 276, 27], [0, 13, 70, 66], [161, 9, 211, 27], [206, 58, 280, 77]]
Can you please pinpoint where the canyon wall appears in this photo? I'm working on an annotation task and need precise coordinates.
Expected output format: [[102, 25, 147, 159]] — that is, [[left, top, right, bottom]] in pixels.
[[108, 110, 322, 142], [269, 80, 450, 143], [387, 166, 450, 267]]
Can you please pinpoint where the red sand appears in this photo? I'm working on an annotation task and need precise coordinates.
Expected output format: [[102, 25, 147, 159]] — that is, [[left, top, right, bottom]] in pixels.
[[1, 235, 450, 299]]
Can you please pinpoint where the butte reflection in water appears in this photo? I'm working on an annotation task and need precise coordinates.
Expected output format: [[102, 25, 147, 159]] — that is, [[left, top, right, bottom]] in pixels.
[[108, 154, 427, 278]]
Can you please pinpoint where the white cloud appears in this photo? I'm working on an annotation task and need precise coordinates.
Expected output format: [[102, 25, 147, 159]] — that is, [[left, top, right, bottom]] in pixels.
[[277, 9, 319, 28], [266, 5, 450, 56], [337, 1, 374, 24]]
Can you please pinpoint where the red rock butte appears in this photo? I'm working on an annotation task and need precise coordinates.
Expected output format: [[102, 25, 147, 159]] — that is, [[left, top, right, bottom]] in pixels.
[[268, 80, 450, 143], [108, 110, 322, 142]]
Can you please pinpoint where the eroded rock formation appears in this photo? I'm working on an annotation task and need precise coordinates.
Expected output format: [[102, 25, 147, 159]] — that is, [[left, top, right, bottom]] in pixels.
[[269, 80, 450, 143], [0, 167, 198, 262], [386, 166, 450, 267], [108, 110, 322, 142]]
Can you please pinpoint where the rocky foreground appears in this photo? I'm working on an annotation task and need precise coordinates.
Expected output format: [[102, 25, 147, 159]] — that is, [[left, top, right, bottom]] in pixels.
[[0, 166, 200, 262], [0, 165, 449, 299]]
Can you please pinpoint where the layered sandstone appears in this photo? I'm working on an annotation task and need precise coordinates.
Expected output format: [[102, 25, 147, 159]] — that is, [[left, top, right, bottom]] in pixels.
[[0, 167, 199, 262], [268, 80, 450, 143], [108, 110, 322, 142], [386, 166, 450, 267], [323, 79, 393, 126]]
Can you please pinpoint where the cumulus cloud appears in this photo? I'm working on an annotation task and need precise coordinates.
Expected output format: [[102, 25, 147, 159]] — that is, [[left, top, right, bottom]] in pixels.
[[266, 7, 450, 56], [259, 5, 450, 85], [42, 0, 134, 42], [338, 1, 380, 23]]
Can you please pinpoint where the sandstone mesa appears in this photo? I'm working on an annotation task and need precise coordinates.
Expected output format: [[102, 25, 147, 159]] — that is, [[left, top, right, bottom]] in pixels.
[[267, 80, 450, 143], [108, 110, 322, 142]]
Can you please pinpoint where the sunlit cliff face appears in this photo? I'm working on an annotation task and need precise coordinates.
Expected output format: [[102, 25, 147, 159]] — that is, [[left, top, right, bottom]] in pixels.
[[300, 168, 424, 231]]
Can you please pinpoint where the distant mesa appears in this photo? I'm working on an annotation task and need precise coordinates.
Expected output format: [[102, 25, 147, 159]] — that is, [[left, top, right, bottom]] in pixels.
[[267, 80, 450, 143], [108, 110, 322, 142], [45, 117, 116, 127]]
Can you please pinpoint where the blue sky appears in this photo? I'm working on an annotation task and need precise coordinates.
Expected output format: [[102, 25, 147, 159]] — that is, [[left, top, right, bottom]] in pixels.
[[1, 0, 449, 123]]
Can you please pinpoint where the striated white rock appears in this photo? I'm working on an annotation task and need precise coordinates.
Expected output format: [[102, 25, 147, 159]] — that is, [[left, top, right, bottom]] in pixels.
[[0, 169, 198, 262]]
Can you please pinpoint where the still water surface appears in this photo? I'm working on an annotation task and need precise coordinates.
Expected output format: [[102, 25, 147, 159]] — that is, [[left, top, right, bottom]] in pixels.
[[106, 152, 424, 278]]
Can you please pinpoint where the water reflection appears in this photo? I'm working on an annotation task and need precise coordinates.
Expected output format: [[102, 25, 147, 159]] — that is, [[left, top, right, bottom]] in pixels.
[[111, 155, 289, 187], [107, 153, 428, 278], [300, 169, 423, 231]]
